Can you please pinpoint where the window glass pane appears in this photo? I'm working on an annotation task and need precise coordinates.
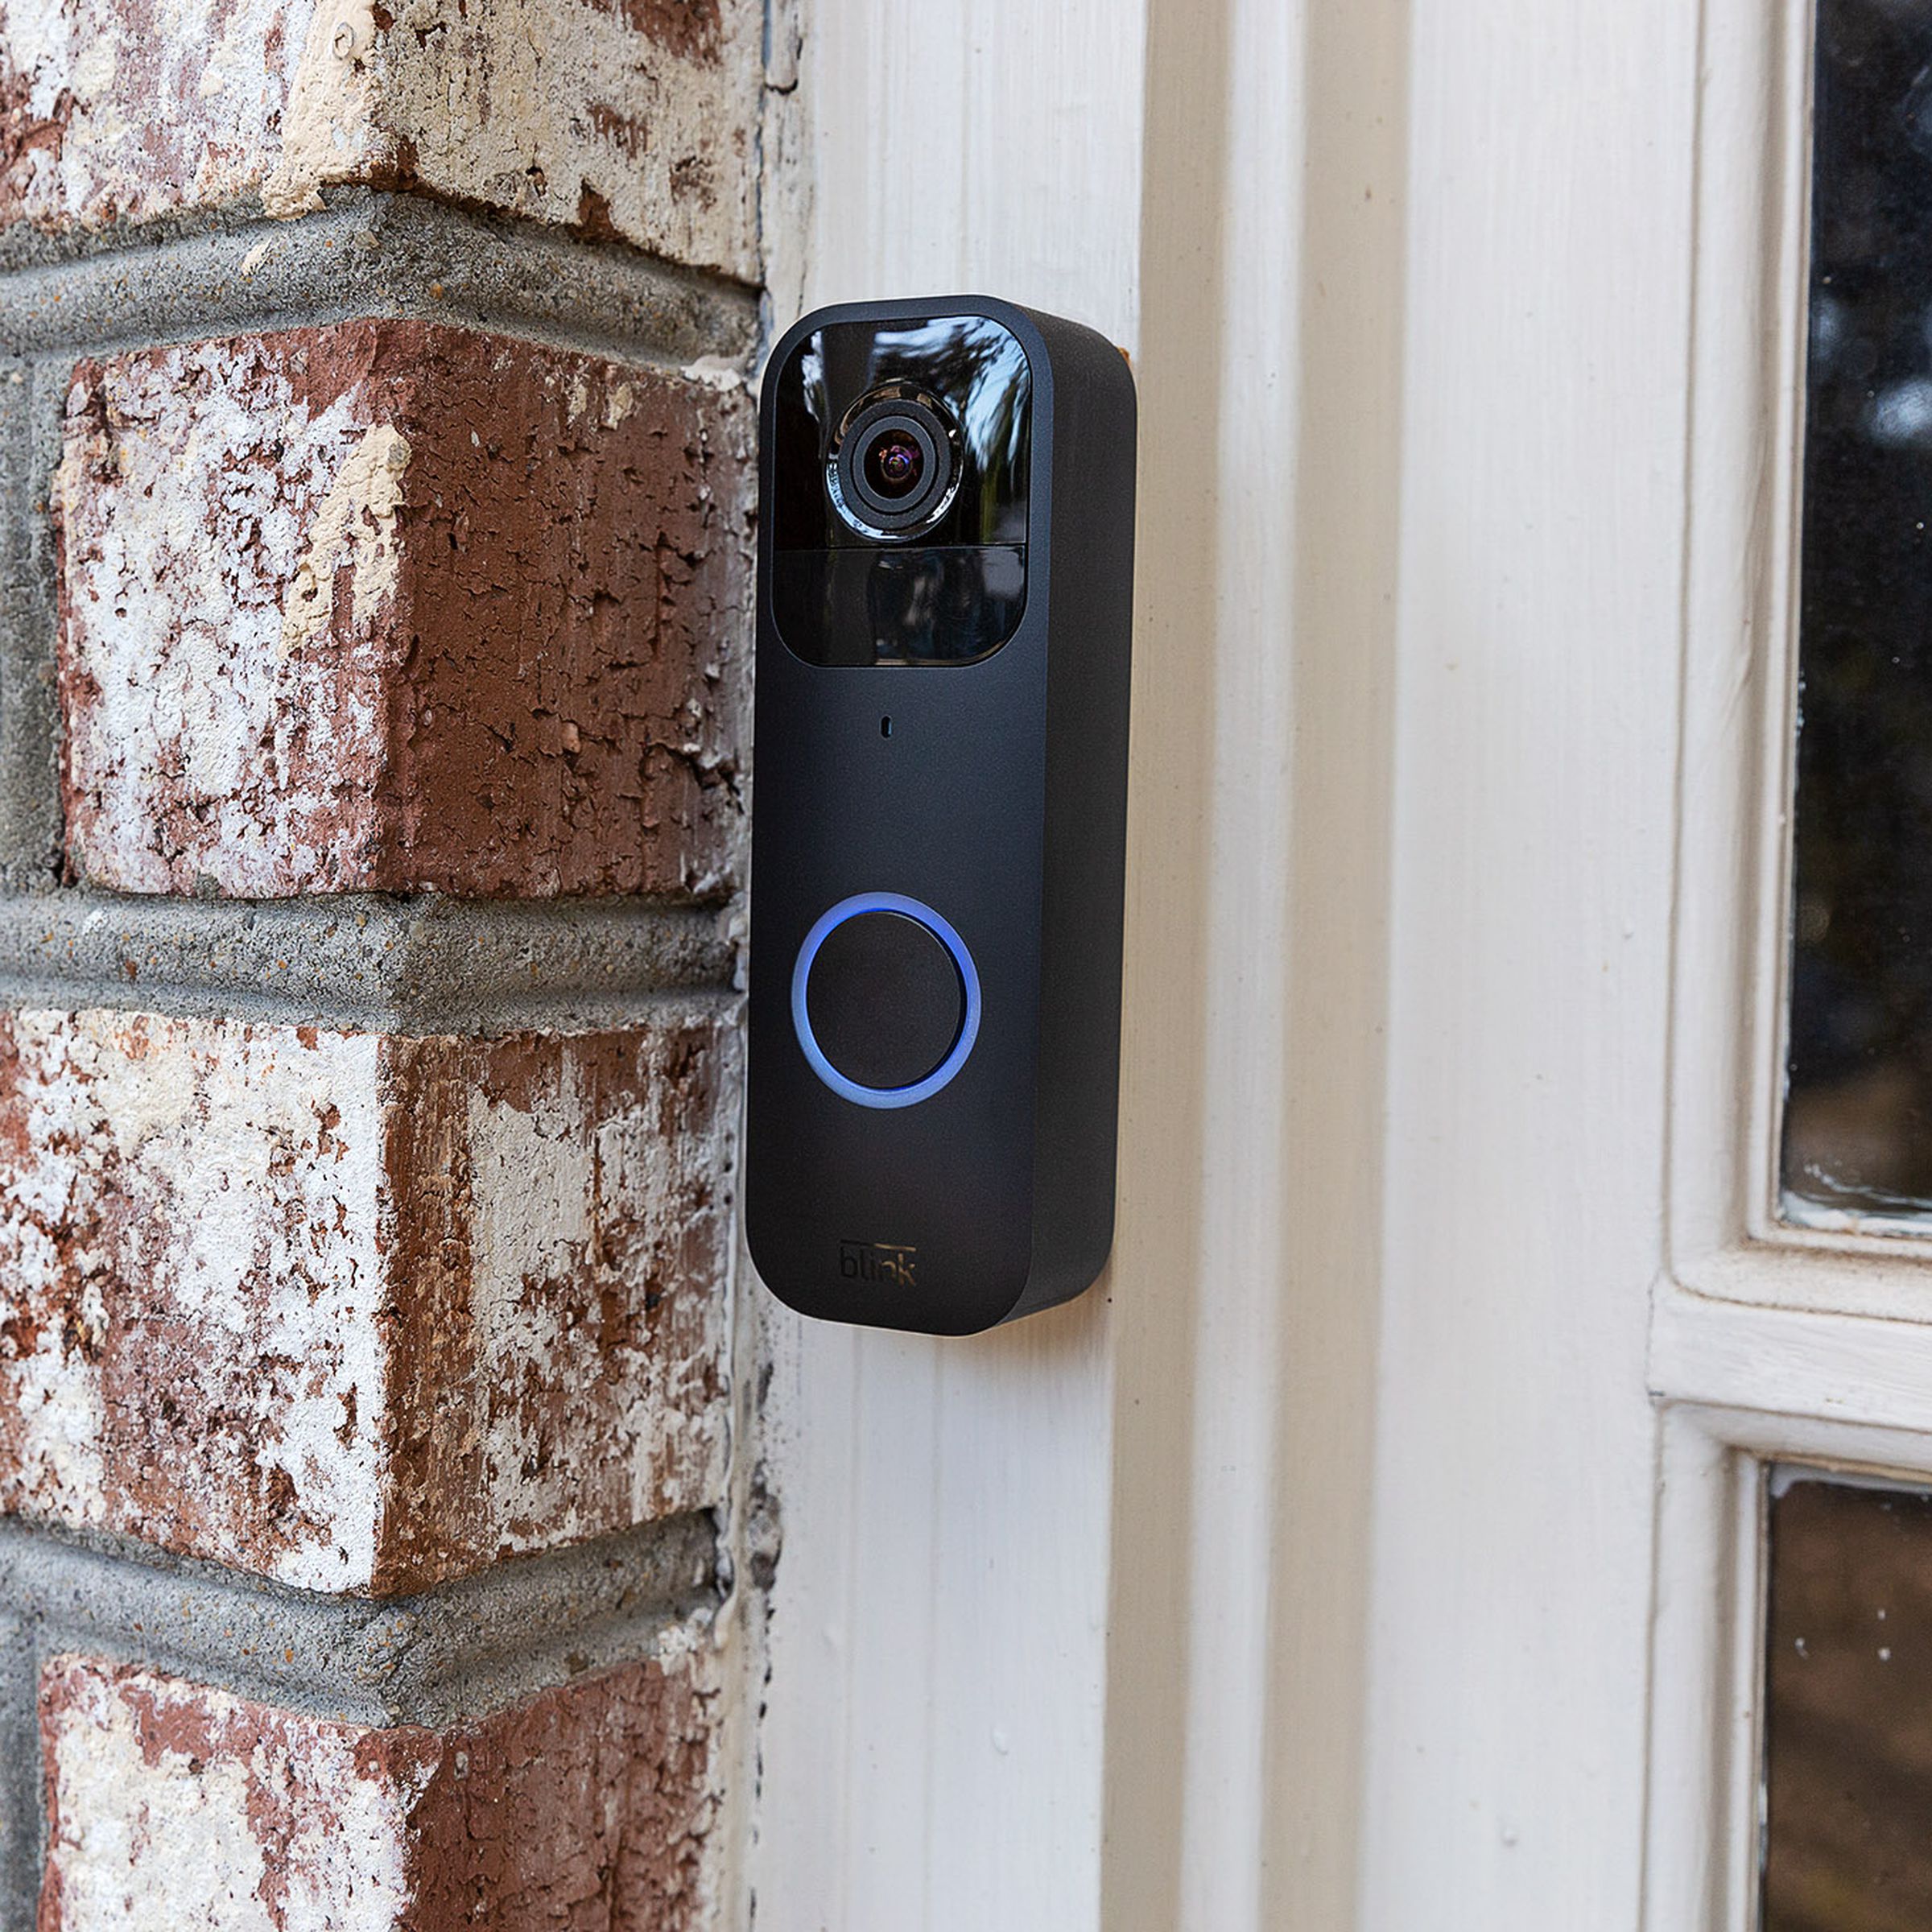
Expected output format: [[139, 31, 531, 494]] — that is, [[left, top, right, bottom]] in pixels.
[[1785, 0, 1932, 1220], [1764, 1476, 1932, 1929]]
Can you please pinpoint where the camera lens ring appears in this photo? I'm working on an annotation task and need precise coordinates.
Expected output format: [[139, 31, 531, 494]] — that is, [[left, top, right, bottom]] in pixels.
[[828, 389, 963, 540]]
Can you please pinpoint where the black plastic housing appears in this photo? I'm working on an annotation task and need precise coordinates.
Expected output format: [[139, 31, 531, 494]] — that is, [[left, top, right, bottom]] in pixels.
[[745, 296, 1137, 1334]]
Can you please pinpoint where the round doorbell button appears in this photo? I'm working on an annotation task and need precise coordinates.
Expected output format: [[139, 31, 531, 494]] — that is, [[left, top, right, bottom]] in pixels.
[[791, 894, 981, 1108]]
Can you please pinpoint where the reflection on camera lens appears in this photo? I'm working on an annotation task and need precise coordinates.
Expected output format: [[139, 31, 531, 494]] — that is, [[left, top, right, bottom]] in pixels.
[[865, 430, 925, 500], [830, 389, 962, 539]]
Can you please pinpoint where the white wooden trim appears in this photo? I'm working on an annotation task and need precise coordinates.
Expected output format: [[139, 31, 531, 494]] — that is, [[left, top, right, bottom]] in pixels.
[[1147, 2, 1408, 1926], [1637, 0, 1932, 1916], [751, 2, 1402, 1928], [1359, 0, 1700, 1919], [749, 5, 1147, 1928], [1640, 1411, 1763, 1932], [1665, 0, 1808, 1301], [1105, 0, 1313, 1922], [749, 0, 1932, 1920], [1652, 1287, 1932, 1444], [1639, 1400, 1932, 1932], [1666, 0, 1932, 1315]]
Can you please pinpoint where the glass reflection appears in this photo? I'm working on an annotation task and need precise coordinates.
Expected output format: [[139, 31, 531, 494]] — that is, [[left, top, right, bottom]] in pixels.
[[1764, 1477, 1932, 1931], [811, 320, 1029, 531], [771, 547, 1026, 667], [780, 318, 1030, 549], [768, 312, 1032, 667], [1785, 0, 1932, 1218]]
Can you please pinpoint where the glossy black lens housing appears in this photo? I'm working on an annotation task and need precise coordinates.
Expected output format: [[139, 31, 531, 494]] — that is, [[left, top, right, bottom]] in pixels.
[[829, 390, 962, 539]]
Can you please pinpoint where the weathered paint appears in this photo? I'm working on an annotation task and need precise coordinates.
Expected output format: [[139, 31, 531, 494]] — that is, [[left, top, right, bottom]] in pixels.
[[376, 1024, 740, 1592], [0, 0, 760, 1919], [0, 1009, 735, 1594], [0, 1011, 390, 1590], [0, 0, 762, 276], [40, 1656, 421, 1930], [56, 322, 753, 901], [39, 1646, 724, 1929]]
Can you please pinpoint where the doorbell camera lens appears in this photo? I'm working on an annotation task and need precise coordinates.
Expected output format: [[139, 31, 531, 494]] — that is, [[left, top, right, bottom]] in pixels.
[[828, 390, 961, 539], [865, 428, 925, 498]]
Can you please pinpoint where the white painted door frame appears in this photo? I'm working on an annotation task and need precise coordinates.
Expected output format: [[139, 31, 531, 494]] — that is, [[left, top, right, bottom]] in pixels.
[[746, 1, 1912, 1927]]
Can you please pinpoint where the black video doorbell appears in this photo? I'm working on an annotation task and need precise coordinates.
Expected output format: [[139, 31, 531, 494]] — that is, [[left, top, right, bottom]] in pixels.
[[745, 297, 1137, 1334]]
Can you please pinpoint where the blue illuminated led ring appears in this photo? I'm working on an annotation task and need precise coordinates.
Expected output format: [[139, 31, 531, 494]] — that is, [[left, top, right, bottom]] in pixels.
[[791, 892, 981, 1109]]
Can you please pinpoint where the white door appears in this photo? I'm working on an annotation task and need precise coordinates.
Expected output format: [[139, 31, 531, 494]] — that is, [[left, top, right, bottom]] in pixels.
[[743, 1, 1904, 1926]]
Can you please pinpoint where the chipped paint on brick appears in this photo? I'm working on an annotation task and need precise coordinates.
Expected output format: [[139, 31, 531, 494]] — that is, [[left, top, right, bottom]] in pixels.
[[373, 0, 758, 279], [398, 1645, 726, 1929], [40, 1655, 423, 1930], [0, 0, 312, 234], [258, 0, 386, 221], [455, 1030, 734, 1546], [0, 1009, 733, 1593], [282, 420, 410, 654], [374, 1023, 737, 1592], [2, 0, 761, 275], [0, 1010, 389, 1590], [57, 321, 753, 901], [56, 334, 397, 896], [39, 1649, 725, 1930]]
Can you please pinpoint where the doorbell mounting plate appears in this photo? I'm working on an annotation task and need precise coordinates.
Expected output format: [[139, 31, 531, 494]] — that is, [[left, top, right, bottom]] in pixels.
[[745, 296, 1137, 1335]]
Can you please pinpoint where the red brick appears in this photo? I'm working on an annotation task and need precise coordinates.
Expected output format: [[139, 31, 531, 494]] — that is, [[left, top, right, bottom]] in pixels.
[[39, 1648, 724, 1930], [0, 1008, 736, 1594], [55, 320, 752, 901], [0, 0, 762, 276]]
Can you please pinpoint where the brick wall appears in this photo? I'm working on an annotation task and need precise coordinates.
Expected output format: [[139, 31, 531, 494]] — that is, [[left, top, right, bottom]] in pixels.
[[0, 2, 774, 1923]]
